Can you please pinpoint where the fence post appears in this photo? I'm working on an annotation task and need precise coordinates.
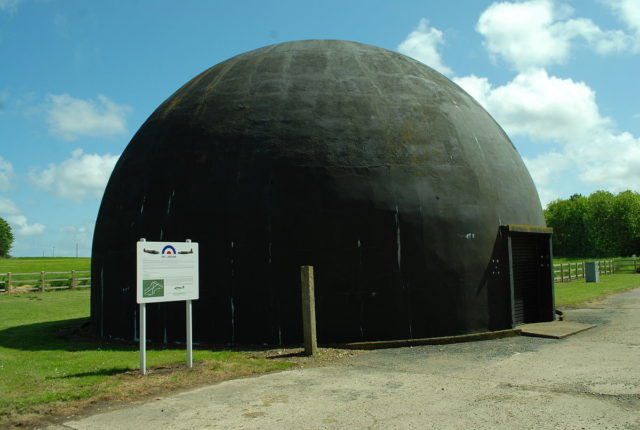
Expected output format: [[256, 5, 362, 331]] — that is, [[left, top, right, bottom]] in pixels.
[[70, 270, 76, 289], [6, 272, 12, 292], [40, 271, 45, 293], [300, 266, 318, 356]]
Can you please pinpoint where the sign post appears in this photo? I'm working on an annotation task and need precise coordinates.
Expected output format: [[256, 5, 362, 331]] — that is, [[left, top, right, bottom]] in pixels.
[[136, 238, 199, 375]]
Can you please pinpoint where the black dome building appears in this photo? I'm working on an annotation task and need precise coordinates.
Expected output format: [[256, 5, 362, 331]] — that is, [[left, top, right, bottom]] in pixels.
[[91, 40, 554, 345]]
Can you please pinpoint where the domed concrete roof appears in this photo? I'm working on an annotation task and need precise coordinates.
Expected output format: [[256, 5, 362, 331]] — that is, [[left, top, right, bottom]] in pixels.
[[92, 40, 544, 344]]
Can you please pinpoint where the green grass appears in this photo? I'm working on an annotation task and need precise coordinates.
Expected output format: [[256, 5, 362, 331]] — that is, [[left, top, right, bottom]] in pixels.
[[0, 257, 91, 273], [554, 257, 618, 264], [0, 258, 92, 290], [555, 273, 640, 306], [0, 289, 293, 422]]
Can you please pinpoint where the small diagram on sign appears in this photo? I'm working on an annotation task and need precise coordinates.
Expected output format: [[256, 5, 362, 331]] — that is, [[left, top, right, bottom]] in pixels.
[[143, 279, 164, 298]]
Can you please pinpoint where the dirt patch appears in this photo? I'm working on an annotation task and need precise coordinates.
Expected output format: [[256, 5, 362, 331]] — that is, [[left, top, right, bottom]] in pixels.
[[2, 347, 363, 430]]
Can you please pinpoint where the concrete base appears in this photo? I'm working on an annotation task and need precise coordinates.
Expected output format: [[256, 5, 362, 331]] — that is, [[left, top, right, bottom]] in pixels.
[[336, 329, 521, 350], [518, 321, 596, 339]]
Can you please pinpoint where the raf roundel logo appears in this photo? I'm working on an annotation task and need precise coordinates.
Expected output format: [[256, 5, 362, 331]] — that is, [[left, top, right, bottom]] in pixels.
[[162, 245, 177, 257]]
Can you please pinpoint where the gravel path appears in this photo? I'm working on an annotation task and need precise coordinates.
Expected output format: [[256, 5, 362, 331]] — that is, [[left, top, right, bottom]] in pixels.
[[45, 288, 640, 430]]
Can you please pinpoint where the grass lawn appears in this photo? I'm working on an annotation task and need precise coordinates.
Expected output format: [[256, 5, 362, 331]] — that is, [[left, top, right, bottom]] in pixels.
[[0, 257, 91, 273], [1, 262, 637, 427], [554, 273, 640, 306], [0, 289, 295, 427], [553, 257, 617, 264]]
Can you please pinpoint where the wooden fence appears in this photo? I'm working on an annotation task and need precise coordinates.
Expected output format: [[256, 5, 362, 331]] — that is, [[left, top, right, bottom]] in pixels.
[[553, 259, 640, 283], [1, 259, 637, 290], [0, 270, 90, 293], [612, 259, 640, 273]]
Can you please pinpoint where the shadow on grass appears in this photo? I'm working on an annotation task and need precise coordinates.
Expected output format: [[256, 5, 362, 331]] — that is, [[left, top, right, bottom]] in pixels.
[[0, 318, 138, 352], [0, 318, 294, 354], [265, 351, 307, 359], [51, 367, 133, 379]]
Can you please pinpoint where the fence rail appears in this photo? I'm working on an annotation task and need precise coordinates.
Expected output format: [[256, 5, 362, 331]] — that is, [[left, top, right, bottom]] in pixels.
[[612, 259, 640, 273], [2, 259, 637, 291], [553, 259, 639, 282], [0, 270, 90, 293]]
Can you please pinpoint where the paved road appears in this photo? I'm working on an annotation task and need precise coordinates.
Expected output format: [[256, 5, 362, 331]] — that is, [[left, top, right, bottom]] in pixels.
[[47, 288, 640, 430]]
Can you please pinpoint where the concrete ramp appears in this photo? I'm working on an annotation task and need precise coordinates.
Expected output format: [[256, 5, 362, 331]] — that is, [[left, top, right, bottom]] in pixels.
[[518, 321, 595, 339]]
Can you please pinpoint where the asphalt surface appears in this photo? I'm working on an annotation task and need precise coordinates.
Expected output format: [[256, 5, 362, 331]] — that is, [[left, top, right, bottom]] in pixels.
[[46, 288, 640, 430]]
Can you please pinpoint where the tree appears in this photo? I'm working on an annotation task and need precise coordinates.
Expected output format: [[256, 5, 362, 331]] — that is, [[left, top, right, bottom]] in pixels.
[[611, 191, 640, 256], [544, 194, 589, 257], [544, 190, 640, 258], [584, 191, 616, 256], [0, 217, 13, 258]]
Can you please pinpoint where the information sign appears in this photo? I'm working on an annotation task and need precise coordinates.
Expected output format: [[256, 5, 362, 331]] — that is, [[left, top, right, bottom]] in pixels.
[[136, 241, 199, 303]]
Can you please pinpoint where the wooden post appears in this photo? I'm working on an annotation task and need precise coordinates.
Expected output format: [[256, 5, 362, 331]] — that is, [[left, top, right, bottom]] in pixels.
[[70, 270, 76, 289], [560, 264, 564, 283], [300, 266, 318, 356], [6, 272, 12, 292], [40, 271, 45, 293]]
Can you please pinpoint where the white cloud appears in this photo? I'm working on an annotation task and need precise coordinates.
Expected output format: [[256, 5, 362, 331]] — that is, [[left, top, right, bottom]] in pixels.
[[397, 18, 453, 75], [523, 152, 570, 186], [0, 0, 22, 12], [477, 0, 637, 71], [30, 149, 119, 201], [0, 196, 19, 215], [6, 214, 45, 236], [576, 131, 640, 190], [455, 69, 609, 143], [604, 0, 640, 34], [0, 156, 13, 191], [59, 223, 94, 246], [0, 197, 45, 236], [47, 94, 131, 141], [456, 69, 640, 201]]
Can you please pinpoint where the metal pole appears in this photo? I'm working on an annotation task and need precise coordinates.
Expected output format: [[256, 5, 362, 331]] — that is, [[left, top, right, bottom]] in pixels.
[[139, 238, 147, 375], [186, 300, 193, 367], [140, 303, 146, 375]]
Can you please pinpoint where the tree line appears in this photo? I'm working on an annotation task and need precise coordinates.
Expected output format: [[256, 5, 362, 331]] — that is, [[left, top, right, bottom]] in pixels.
[[544, 190, 640, 258], [0, 216, 13, 258]]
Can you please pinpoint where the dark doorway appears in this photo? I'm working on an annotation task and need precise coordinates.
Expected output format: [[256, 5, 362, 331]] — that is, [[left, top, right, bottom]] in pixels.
[[503, 226, 555, 326]]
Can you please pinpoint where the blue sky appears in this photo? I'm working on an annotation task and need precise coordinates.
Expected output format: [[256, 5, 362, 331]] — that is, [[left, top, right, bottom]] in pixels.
[[1, 0, 639, 257]]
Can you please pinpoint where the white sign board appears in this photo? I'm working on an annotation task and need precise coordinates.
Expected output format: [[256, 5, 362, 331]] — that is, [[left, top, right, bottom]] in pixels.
[[136, 241, 199, 303]]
